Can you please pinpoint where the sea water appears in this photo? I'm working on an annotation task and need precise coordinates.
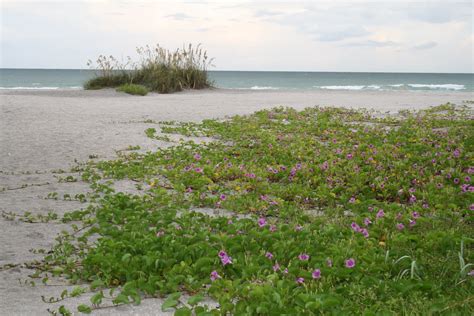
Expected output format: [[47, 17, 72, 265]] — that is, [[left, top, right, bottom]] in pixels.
[[0, 69, 472, 92]]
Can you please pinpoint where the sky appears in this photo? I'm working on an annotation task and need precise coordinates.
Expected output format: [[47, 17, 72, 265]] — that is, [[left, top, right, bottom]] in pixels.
[[1, 0, 473, 72]]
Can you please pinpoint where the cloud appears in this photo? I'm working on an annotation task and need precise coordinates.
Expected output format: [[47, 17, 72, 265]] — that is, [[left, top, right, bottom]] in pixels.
[[165, 13, 194, 20], [254, 10, 282, 18], [343, 40, 398, 47], [413, 41, 437, 50]]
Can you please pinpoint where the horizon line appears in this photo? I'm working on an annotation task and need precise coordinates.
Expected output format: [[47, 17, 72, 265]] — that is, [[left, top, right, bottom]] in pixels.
[[1, 68, 473, 75]]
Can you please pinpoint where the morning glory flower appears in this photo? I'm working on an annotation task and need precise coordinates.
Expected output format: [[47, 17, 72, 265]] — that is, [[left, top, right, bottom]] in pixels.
[[258, 217, 267, 227], [298, 253, 310, 261], [296, 277, 305, 284], [210, 270, 221, 281], [312, 269, 321, 279], [345, 258, 356, 268], [265, 252, 274, 259]]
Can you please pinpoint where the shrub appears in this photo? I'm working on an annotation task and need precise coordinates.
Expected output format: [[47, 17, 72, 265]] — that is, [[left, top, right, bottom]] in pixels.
[[84, 44, 213, 93], [116, 83, 149, 96]]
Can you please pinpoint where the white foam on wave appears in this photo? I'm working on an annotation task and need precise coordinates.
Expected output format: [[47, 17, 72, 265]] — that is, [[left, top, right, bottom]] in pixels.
[[407, 84, 465, 90], [389, 84, 404, 87], [249, 86, 279, 90], [318, 85, 365, 90]]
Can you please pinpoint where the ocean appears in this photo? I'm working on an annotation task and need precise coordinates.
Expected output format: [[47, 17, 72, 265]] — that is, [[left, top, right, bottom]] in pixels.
[[0, 69, 473, 92]]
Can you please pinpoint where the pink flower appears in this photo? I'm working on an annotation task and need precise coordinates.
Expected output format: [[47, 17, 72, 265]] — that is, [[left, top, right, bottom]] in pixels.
[[298, 253, 310, 261], [345, 258, 356, 268], [218, 250, 232, 266], [283, 268, 289, 274], [376, 209, 385, 219], [361, 228, 369, 238], [193, 153, 201, 160], [258, 217, 267, 228], [409, 219, 416, 227], [349, 197, 356, 203], [326, 259, 333, 267], [351, 222, 361, 232], [396, 223, 405, 231], [195, 167, 203, 173], [269, 225, 277, 232], [296, 277, 305, 284], [219, 194, 226, 201], [272, 263, 280, 272], [468, 270, 474, 276], [412, 211, 420, 219], [295, 224, 303, 231], [156, 230, 165, 237], [346, 153, 353, 160], [312, 269, 321, 279], [210, 270, 221, 281], [185, 187, 193, 193], [364, 218, 372, 226], [265, 252, 274, 259]]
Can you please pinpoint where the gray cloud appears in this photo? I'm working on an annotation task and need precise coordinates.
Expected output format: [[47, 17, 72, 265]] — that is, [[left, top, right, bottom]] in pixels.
[[413, 41, 437, 50]]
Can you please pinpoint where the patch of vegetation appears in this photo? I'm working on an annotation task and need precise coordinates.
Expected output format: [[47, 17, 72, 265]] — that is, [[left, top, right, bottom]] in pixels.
[[36, 105, 473, 314], [84, 44, 213, 93], [116, 84, 149, 96]]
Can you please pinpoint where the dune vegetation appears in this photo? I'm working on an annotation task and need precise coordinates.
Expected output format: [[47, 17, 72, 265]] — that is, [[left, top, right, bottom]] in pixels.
[[35, 104, 473, 315], [84, 44, 213, 94]]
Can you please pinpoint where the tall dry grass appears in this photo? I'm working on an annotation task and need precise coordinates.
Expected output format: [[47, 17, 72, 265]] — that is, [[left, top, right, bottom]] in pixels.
[[84, 44, 213, 93]]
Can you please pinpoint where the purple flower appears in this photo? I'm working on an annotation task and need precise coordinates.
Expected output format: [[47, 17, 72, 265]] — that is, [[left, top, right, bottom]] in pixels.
[[345, 258, 356, 268], [283, 268, 289, 274], [258, 217, 267, 228], [364, 218, 372, 226], [195, 167, 203, 173], [298, 253, 310, 261], [412, 211, 420, 219], [326, 259, 333, 267], [351, 222, 361, 232], [312, 269, 321, 279], [269, 225, 277, 232], [454, 178, 460, 184], [194, 153, 201, 160], [218, 250, 232, 266], [361, 228, 369, 238], [396, 223, 405, 231], [470, 204, 474, 211], [465, 176, 471, 183], [346, 153, 353, 160], [296, 277, 305, 284], [409, 195, 417, 204], [156, 230, 165, 237], [468, 270, 474, 276], [265, 252, 274, 259], [210, 270, 221, 281], [273, 263, 280, 272], [295, 224, 303, 231], [409, 219, 416, 227], [219, 194, 226, 201], [453, 149, 460, 158], [376, 209, 385, 219], [349, 197, 356, 204]]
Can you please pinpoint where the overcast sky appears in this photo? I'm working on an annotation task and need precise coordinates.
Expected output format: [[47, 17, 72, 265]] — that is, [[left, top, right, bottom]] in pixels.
[[1, 0, 473, 72]]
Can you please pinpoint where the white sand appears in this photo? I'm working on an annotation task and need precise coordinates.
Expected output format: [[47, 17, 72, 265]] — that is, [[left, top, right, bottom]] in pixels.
[[0, 88, 472, 315]]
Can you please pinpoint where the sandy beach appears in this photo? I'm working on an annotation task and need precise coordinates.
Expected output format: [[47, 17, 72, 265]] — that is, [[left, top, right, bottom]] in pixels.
[[1, 88, 473, 315]]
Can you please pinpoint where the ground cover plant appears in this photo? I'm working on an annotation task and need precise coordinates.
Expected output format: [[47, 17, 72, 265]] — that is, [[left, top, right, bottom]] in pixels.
[[35, 104, 473, 315], [84, 44, 213, 93], [116, 83, 149, 96]]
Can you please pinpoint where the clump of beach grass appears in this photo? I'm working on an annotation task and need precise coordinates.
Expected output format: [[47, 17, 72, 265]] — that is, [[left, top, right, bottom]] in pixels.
[[84, 44, 213, 93], [116, 83, 149, 96]]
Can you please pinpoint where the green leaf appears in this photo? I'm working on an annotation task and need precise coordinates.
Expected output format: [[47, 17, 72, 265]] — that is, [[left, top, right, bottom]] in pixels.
[[161, 298, 179, 311], [187, 294, 204, 306], [77, 304, 92, 314]]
